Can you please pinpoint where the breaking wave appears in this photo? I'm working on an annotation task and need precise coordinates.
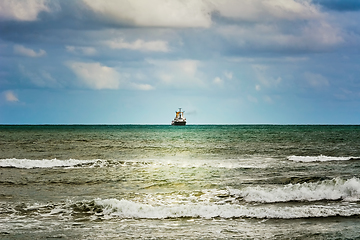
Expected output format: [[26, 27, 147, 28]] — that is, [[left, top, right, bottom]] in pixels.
[[4, 177, 360, 220], [6, 198, 360, 221], [92, 198, 360, 219], [230, 177, 360, 203], [287, 155, 360, 162], [0, 158, 102, 169], [0, 158, 269, 169]]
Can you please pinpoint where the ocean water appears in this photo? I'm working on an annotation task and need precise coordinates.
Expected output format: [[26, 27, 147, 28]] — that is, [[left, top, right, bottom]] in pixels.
[[1, 125, 360, 239]]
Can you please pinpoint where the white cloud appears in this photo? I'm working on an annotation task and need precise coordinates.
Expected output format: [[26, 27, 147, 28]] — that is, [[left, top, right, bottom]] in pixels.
[[66, 62, 121, 90], [66, 46, 97, 55], [213, 0, 321, 22], [4, 91, 19, 102], [213, 77, 224, 86], [105, 39, 169, 52], [149, 59, 200, 77], [175, 59, 199, 76], [81, 0, 321, 29], [147, 59, 205, 88], [14, 45, 46, 57], [304, 72, 329, 88], [82, 0, 212, 28], [131, 83, 155, 91], [0, 0, 51, 21]]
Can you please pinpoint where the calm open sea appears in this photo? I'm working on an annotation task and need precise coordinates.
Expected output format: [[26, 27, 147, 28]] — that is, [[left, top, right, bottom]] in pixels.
[[1, 125, 360, 239]]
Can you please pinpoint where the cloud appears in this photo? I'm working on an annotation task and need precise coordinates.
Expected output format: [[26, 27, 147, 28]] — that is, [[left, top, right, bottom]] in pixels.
[[211, 1, 342, 53], [19, 65, 60, 88], [301, 21, 343, 47], [81, 0, 322, 29], [313, 0, 360, 12], [213, 0, 321, 22], [65, 46, 97, 55], [4, 91, 19, 102], [252, 64, 282, 88], [213, 77, 224, 86], [105, 39, 169, 52], [213, 70, 233, 86], [82, 0, 212, 28], [224, 71, 233, 80], [0, 0, 51, 21], [147, 59, 205, 88], [14, 45, 46, 57], [130, 83, 155, 91], [174, 59, 199, 76], [66, 62, 121, 90], [304, 72, 329, 88], [149, 59, 200, 76], [218, 19, 343, 52]]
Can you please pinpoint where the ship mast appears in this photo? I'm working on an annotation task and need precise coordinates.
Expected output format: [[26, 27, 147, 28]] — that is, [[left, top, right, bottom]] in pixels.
[[177, 108, 184, 118]]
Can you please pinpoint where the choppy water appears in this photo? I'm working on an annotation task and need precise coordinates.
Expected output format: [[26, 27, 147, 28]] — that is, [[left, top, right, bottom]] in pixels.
[[1, 125, 360, 239]]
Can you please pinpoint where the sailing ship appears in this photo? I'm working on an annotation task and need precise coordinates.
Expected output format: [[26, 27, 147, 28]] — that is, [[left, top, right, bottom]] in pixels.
[[171, 108, 186, 125]]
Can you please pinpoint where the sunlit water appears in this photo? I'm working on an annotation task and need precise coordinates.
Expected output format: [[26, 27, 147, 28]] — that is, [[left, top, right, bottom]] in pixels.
[[1, 125, 360, 239]]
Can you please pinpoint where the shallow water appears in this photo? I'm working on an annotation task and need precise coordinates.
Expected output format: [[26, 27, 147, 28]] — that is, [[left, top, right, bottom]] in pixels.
[[1, 125, 360, 239]]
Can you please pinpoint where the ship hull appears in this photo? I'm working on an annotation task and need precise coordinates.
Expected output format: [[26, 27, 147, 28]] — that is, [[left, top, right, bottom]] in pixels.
[[171, 121, 186, 126]]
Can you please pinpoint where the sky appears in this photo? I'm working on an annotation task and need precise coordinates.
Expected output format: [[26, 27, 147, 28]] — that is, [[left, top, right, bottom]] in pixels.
[[1, 0, 360, 124]]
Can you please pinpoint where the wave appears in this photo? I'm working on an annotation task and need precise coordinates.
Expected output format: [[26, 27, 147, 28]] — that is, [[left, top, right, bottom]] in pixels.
[[230, 177, 360, 203], [80, 198, 360, 219], [0, 158, 268, 169], [0, 158, 103, 169], [6, 198, 360, 220], [287, 155, 360, 162]]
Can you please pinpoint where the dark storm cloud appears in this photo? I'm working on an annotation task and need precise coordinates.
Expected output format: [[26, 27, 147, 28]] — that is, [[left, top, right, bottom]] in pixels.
[[313, 0, 360, 11], [0, 1, 102, 44]]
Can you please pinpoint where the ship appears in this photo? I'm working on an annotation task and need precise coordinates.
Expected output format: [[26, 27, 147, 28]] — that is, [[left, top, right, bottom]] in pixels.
[[171, 108, 186, 125]]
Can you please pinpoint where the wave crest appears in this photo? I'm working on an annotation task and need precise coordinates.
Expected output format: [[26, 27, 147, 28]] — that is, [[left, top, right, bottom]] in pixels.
[[287, 155, 359, 162], [0, 158, 102, 169], [230, 177, 360, 203], [91, 198, 360, 219]]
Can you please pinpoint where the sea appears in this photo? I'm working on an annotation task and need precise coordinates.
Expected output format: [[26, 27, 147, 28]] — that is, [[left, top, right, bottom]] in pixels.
[[1, 125, 360, 239]]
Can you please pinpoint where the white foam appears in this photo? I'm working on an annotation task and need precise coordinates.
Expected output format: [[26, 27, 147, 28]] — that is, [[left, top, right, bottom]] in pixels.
[[230, 177, 360, 203], [94, 198, 360, 219], [0, 158, 100, 169], [287, 155, 356, 162], [0, 157, 270, 169]]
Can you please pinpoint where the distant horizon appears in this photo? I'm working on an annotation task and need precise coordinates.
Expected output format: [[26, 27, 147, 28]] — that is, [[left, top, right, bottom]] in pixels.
[[1, 123, 359, 126]]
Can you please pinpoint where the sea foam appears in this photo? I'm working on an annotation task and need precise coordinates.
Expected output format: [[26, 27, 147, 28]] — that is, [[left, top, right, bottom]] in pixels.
[[230, 177, 360, 203], [0, 158, 100, 169], [92, 198, 360, 219], [287, 155, 358, 162], [6, 196, 360, 221], [0, 157, 269, 169]]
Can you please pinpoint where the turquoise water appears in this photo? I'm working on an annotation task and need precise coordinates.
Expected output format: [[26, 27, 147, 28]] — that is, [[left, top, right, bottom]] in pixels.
[[1, 125, 360, 239]]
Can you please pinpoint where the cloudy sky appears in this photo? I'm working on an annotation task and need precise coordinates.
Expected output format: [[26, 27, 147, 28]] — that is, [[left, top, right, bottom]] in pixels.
[[1, 0, 360, 124]]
